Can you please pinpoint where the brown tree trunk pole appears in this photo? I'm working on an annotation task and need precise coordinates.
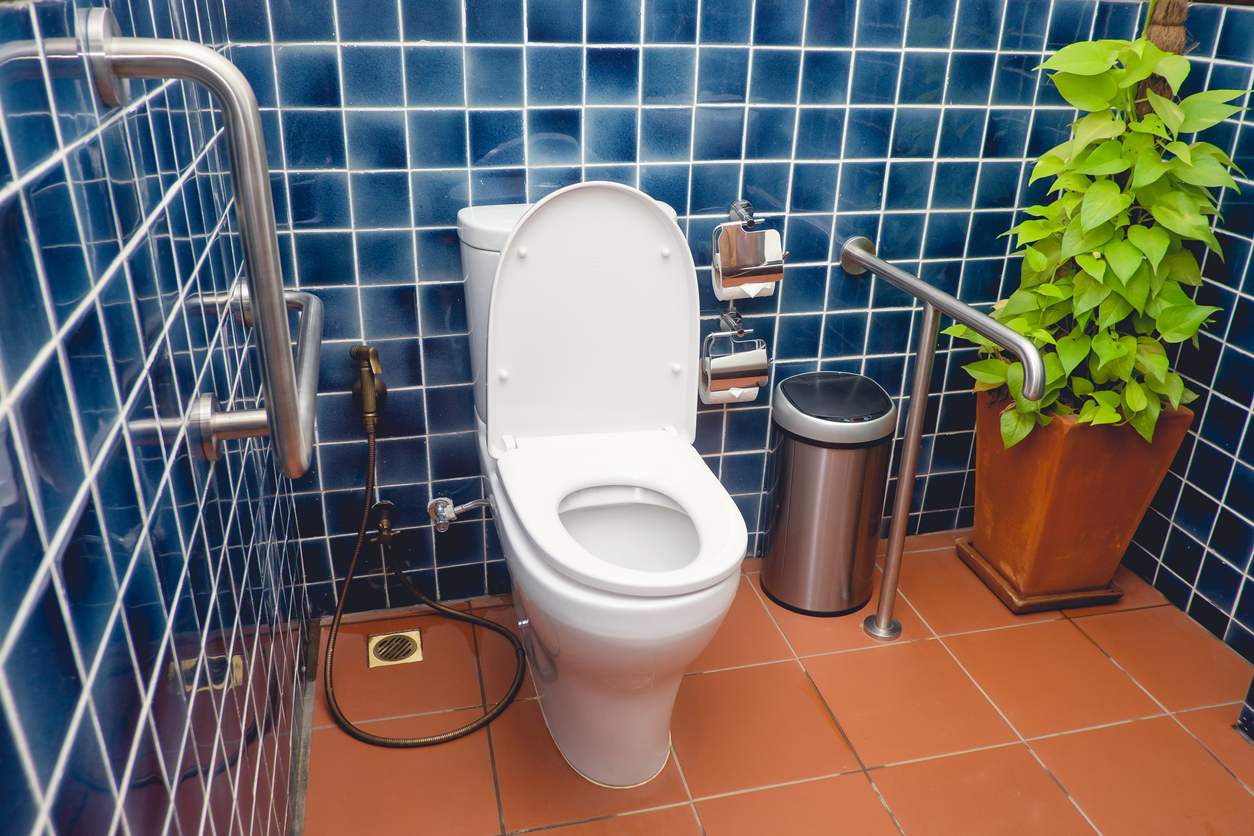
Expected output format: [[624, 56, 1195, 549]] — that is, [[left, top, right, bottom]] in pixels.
[[1137, 0, 1188, 116]]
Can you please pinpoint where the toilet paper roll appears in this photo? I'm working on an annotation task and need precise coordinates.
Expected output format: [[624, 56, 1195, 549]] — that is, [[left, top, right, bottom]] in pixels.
[[713, 277, 777, 301], [700, 386, 759, 404]]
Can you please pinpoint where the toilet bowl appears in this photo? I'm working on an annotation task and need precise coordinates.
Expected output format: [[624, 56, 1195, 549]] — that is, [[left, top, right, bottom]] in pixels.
[[456, 183, 748, 786]]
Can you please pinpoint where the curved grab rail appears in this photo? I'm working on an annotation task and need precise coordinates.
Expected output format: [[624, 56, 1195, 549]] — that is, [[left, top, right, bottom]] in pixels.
[[84, 9, 317, 478], [835, 237, 1046, 642]]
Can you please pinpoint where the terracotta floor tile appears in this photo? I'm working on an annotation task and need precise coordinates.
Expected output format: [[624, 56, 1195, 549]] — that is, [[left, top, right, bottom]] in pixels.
[[529, 805, 703, 835], [492, 700, 689, 832], [878, 528, 974, 556], [312, 614, 483, 729], [741, 557, 762, 574], [671, 661, 858, 798], [696, 774, 899, 836], [1069, 606, 1254, 711], [1032, 716, 1254, 836], [304, 710, 501, 836], [689, 576, 793, 672], [753, 570, 934, 657], [1175, 704, 1254, 790], [474, 606, 536, 703], [895, 549, 1061, 635], [873, 744, 1096, 836], [469, 594, 513, 610], [944, 619, 1162, 738], [805, 639, 1017, 766], [1060, 566, 1170, 617]]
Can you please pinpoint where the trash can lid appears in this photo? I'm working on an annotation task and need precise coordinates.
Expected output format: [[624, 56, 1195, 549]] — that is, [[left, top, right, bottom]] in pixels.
[[773, 372, 897, 446]]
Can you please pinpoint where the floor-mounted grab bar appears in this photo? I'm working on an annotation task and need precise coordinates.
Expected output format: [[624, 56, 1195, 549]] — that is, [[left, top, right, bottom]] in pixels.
[[82, 9, 319, 478], [837, 237, 1045, 641]]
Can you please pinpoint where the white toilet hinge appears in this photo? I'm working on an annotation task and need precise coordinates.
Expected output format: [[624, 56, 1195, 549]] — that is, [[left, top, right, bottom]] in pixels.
[[501, 434, 518, 451], [663, 425, 679, 438]]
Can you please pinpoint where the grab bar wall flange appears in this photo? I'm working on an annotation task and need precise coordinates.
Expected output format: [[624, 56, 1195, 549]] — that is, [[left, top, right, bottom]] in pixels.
[[837, 238, 1046, 641], [84, 8, 319, 478]]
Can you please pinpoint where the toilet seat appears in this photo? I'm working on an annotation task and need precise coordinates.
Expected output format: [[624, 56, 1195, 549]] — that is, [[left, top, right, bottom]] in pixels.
[[496, 431, 747, 597]]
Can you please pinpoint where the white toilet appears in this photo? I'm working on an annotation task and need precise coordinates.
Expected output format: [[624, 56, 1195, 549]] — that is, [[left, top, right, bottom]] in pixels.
[[456, 182, 748, 787]]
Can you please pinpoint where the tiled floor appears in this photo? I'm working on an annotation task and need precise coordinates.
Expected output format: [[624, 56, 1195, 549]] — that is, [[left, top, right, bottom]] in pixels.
[[303, 531, 1254, 835]]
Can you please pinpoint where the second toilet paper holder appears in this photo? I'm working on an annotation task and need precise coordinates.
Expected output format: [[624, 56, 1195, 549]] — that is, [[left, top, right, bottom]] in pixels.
[[699, 331, 769, 404]]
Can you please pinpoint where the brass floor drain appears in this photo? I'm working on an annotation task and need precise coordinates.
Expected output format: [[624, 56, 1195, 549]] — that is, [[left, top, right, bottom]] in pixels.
[[367, 629, 423, 668]]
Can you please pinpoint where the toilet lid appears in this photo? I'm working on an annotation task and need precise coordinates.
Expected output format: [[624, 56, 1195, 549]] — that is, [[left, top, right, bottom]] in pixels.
[[485, 182, 698, 459]]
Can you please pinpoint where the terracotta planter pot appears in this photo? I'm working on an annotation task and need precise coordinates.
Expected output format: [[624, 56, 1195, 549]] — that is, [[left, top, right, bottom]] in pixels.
[[956, 390, 1193, 613]]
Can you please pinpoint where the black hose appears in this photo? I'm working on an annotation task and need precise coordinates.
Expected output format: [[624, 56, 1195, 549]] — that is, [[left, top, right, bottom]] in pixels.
[[322, 430, 527, 747]]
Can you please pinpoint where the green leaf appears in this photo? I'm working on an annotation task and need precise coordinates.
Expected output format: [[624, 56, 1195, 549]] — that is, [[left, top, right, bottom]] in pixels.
[[1092, 402, 1123, 425], [1056, 329, 1092, 376], [1155, 55, 1192, 95], [1038, 41, 1120, 75], [1000, 408, 1035, 449], [1145, 371, 1184, 409], [963, 358, 1011, 386], [1053, 71, 1119, 111], [1171, 154, 1239, 190], [1075, 252, 1107, 282], [1124, 379, 1148, 412], [1127, 404, 1156, 442], [1030, 155, 1069, 184], [1098, 292, 1134, 329], [1130, 114, 1171, 138], [1080, 179, 1131, 231], [1135, 338, 1169, 383], [1117, 261, 1152, 314], [1126, 224, 1170, 272], [1071, 111, 1127, 153], [1131, 148, 1172, 189], [1103, 237, 1143, 283], [1178, 90, 1248, 133], [1001, 288, 1041, 316], [1161, 250, 1202, 285], [1061, 218, 1115, 260], [1024, 245, 1050, 273], [1076, 140, 1132, 176], [1072, 376, 1095, 396], [1147, 89, 1184, 134], [1156, 303, 1221, 343], [1165, 140, 1192, 165], [1073, 270, 1111, 314], [1008, 218, 1058, 246], [1149, 192, 1211, 241]]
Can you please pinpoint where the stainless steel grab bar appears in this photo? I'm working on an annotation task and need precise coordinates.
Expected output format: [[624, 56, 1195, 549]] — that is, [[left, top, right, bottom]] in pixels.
[[79, 9, 319, 478], [836, 237, 1046, 641]]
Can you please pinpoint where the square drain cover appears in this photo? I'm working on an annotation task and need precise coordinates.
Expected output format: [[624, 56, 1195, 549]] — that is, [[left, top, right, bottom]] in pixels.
[[367, 629, 423, 668]]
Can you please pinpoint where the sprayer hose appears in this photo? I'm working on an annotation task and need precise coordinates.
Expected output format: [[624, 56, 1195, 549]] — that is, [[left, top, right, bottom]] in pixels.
[[323, 431, 528, 747]]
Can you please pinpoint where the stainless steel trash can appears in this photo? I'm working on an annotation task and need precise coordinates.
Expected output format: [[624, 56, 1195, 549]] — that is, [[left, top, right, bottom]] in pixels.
[[762, 372, 897, 616]]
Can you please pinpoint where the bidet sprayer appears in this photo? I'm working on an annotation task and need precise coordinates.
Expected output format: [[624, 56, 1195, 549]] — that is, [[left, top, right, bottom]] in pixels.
[[350, 344, 386, 433]]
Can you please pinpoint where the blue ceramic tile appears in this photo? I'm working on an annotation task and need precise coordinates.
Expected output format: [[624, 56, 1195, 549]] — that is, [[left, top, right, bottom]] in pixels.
[[466, 0, 524, 42], [405, 47, 466, 107], [946, 52, 995, 105], [821, 309, 868, 357], [750, 50, 801, 104], [698, 48, 750, 104], [19, 361, 84, 533], [843, 108, 892, 158], [924, 212, 971, 260], [352, 172, 411, 229], [850, 51, 900, 105], [0, 420, 41, 638], [346, 111, 407, 170], [742, 161, 790, 212], [721, 452, 766, 493], [528, 47, 584, 106], [409, 110, 469, 169], [640, 164, 690, 213], [1215, 348, 1254, 408], [289, 172, 350, 229], [790, 163, 839, 212], [1163, 527, 1206, 584], [858, 1, 906, 47], [466, 48, 525, 107], [376, 435, 429, 485], [282, 110, 346, 170], [315, 287, 363, 340], [640, 109, 693, 161], [418, 283, 469, 338], [360, 285, 419, 341], [425, 385, 476, 435], [1202, 395, 1248, 453], [993, 54, 1042, 106], [1091, 0, 1139, 41], [470, 169, 527, 204], [701, 0, 752, 44], [228, 46, 277, 110], [1046, 0, 1096, 50], [65, 310, 118, 459], [1210, 509, 1254, 572], [1189, 441, 1235, 502], [411, 170, 471, 227], [800, 50, 851, 105], [774, 315, 822, 360], [984, 109, 1030, 158], [337, 0, 399, 40], [470, 110, 525, 167], [784, 213, 832, 262], [753, 0, 804, 45], [689, 163, 740, 214], [0, 55, 58, 175], [837, 162, 885, 212], [587, 164, 637, 186], [1026, 108, 1073, 157], [885, 162, 933, 210], [892, 109, 941, 158], [423, 335, 473, 385], [402, 0, 463, 40], [0, 199, 53, 384], [222, 0, 269, 41], [585, 109, 637, 164], [269, 0, 334, 39], [429, 432, 480, 481], [1217, 9, 1254, 63], [939, 109, 987, 158], [880, 213, 925, 261], [276, 46, 340, 107], [645, 0, 698, 43], [530, 167, 583, 200], [795, 107, 844, 158], [528, 109, 583, 166], [528, 0, 582, 42], [805, 0, 855, 47], [640, 48, 694, 106], [437, 564, 487, 600], [744, 107, 796, 159], [588, 0, 642, 43], [953, 0, 1003, 49], [588, 48, 641, 105], [341, 47, 404, 108], [693, 107, 746, 160], [906, 0, 956, 46], [975, 160, 1021, 209]]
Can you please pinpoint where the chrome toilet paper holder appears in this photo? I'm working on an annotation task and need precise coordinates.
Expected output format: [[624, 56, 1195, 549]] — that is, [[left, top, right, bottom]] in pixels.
[[711, 200, 786, 301], [699, 331, 769, 405]]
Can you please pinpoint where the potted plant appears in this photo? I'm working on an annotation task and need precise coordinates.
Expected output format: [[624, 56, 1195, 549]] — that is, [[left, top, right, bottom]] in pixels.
[[944, 20, 1248, 612]]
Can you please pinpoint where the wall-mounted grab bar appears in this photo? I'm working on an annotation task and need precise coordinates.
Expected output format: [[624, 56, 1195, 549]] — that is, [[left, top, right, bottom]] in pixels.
[[82, 9, 319, 478], [837, 237, 1046, 642]]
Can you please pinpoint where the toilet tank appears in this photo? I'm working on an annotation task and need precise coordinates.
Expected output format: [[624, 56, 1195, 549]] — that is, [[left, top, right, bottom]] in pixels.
[[457, 204, 530, 422]]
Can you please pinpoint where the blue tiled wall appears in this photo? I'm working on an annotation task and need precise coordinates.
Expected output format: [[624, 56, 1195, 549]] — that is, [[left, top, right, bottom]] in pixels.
[[0, 1, 308, 835]]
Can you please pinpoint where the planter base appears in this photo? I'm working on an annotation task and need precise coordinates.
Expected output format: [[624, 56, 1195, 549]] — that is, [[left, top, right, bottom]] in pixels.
[[956, 539, 1124, 614]]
